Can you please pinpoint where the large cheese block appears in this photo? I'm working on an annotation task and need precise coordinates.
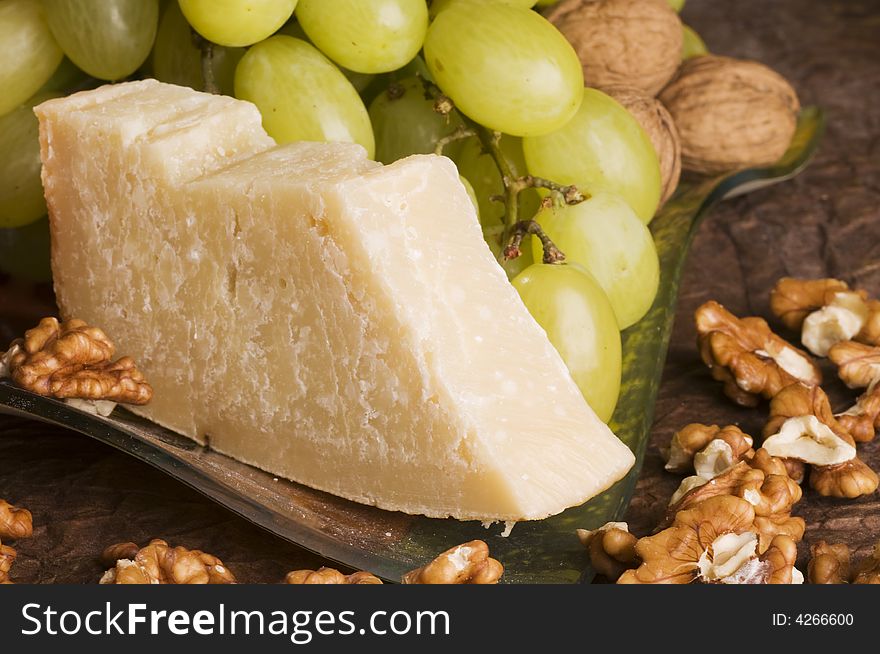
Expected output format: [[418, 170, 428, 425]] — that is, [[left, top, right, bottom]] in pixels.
[[35, 80, 634, 521]]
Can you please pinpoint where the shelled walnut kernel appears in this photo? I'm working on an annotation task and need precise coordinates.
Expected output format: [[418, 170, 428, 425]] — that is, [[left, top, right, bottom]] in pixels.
[[402, 540, 502, 584], [99, 539, 236, 585]]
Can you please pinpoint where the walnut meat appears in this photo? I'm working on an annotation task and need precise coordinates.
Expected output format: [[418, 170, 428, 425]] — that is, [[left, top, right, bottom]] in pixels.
[[0, 543, 17, 584], [402, 540, 502, 584], [770, 277, 852, 331], [660, 55, 800, 175], [99, 539, 236, 585], [810, 458, 879, 499], [618, 496, 802, 584], [605, 86, 681, 204], [665, 458, 801, 539], [852, 543, 880, 584], [770, 278, 880, 351], [2, 317, 152, 405], [828, 342, 880, 442], [546, 0, 683, 96], [829, 341, 880, 389], [664, 423, 754, 474], [835, 383, 880, 444], [284, 568, 382, 585], [695, 301, 820, 406], [0, 499, 33, 541], [577, 522, 639, 581], [763, 383, 879, 498]]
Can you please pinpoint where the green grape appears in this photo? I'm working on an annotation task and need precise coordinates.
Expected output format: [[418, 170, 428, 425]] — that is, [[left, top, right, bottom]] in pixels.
[[451, 134, 538, 231], [0, 92, 60, 229], [682, 24, 708, 59], [523, 87, 662, 223], [42, 0, 159, 81], [452, 133, 541, 279], [38, 57, 89, 93], [667, 0, 685, 11], [368, 77, 464, 164], [0, 0, 62, 117], [235, 36, 375, 158], [277, 20, 375, 93], [459, 175, 479, 216], [512, 263, 621, 422], [532, 191, 659, 329], [499, 237, 534, 280], [152, 1, 243, 95], [424, 1, 583, 137], [178, 0, 297, 47], [430, 0, 537, 19], [295, 0, 428, 74], [393, 53, 432, 81], [0, 214, 51, 281]]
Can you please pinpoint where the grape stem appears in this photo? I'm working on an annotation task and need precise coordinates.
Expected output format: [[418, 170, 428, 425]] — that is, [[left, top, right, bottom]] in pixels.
[[433, 125, 478, 156], [421, 76, 583, 265], [193, 31, 219, 95], [504, 218, 566, 265]]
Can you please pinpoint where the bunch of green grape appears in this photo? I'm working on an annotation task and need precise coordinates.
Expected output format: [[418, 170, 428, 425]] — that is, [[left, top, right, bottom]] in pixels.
[[0, 0, 694, 422]]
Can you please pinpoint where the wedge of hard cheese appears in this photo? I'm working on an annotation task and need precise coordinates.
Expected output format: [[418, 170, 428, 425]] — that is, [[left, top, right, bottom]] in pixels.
[[35, 80, 634, 521]]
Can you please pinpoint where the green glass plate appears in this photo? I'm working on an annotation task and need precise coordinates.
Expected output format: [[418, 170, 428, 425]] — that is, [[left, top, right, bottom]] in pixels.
[[0, 107, 823, 583]]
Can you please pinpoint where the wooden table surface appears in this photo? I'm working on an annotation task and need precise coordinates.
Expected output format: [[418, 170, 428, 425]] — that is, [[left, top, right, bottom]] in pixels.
[[2, 0, 880, 583]]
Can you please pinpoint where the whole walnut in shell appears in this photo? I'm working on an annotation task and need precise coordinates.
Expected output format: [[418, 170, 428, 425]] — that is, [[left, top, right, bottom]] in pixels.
[[606, 86, 681, 204], [659, 55, 800, 175], [546, 0, 683, 96]]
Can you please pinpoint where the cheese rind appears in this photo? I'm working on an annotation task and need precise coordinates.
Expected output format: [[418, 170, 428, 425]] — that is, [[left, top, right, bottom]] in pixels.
[[36, 80, 634, 521]]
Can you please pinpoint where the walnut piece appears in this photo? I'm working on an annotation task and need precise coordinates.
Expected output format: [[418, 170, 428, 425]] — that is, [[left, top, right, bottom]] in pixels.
[[851, 543, 880, 584], [100, 541, 140, 567], [618, 496, 801, 584], [801, 292, 870, 357], [666, 455, 801, 538], [664, 423, 754, 474], [546, 0, 683, 96], [0, 542, 17, 584], [605, 86, 681, 205], [2, 317, 152, 405], [99, 539, 236, 585], [810, 458, 879, 499], [577, 522, 639, 581], [402, 540, 502, 584], [770, 277, 880, 350], [763, 383, 879, 498], [828, 342, 880, 442], [284, 568, 382, 585], [808, 541, 850, 584], [659, 55, 800, 175], [828, 341, 880, 389], [835, 381, 880, 443], [770, 277, 853, 331], [695, 301, 820, 406], [762, 415, 856, 466], [752, 514, 806, 555], [859, 299, 880, 346], [0, 499, 33, 541], [669, 475, 708, 506], [666, 462, 762, 518]]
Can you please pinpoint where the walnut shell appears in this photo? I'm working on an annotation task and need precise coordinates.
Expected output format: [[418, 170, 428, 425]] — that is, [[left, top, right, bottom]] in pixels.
[[546, 0, 683, 96], [659, 55, 800, 175], [606, 86, 681, 204]]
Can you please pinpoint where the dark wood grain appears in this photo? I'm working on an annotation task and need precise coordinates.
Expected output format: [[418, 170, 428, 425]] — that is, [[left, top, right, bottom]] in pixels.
[[1, 0, 879, 582]]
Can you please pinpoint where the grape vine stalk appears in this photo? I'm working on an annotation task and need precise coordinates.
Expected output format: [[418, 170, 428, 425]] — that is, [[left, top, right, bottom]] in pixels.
[[421, 77, 587, 264]]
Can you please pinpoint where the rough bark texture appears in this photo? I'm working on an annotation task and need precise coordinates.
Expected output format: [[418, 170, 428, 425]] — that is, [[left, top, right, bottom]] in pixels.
[[1, 0, 879, 582]]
